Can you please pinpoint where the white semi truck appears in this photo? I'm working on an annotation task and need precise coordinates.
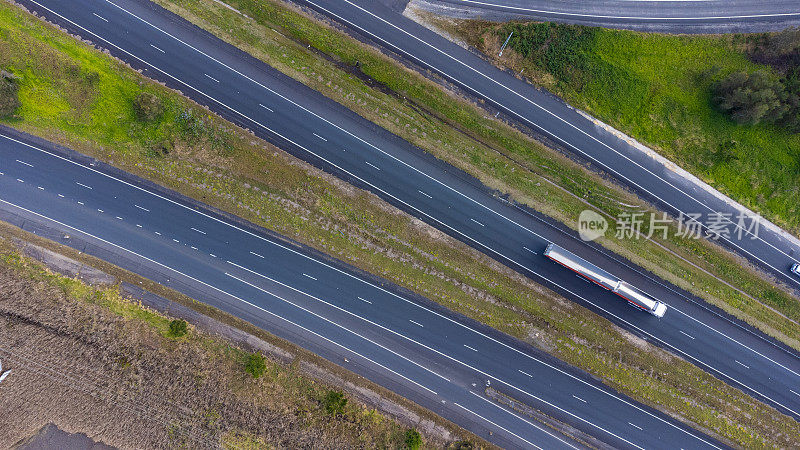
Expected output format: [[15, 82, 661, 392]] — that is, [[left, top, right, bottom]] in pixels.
[[544, 243, 667, 318]]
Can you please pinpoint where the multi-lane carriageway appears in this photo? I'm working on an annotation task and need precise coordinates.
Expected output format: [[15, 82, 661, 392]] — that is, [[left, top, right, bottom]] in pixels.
[[12, 0, 800, 440], [0, 131, 722, 449]]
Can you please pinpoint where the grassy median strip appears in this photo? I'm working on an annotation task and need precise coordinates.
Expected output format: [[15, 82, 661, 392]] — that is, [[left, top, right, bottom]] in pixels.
[[148, 0, 800, 351], [1, 1, 798, 446]]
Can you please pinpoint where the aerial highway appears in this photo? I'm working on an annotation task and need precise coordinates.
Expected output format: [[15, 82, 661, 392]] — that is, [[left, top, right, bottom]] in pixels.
[[18, 0, 800, 423], [419, 0, 800, 32], [0, 130, 725, 449], [302, 0, 800, 299]]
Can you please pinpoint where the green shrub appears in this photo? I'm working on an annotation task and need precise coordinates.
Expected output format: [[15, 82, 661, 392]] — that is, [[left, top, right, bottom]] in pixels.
[[133, 91, 164, 122], [168, 319, 188, 337], [404, 429, 422, 450], [0, 70, 20, 118], [322, 390, 347, 416], [244, 352, 266, 379], [712, 70, 792, 124]]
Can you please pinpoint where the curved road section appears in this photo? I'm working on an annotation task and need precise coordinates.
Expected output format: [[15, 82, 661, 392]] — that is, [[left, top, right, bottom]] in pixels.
[[18, 0, 800, 422], [0, 131, 721, 449], [423, 0, 800, 32]]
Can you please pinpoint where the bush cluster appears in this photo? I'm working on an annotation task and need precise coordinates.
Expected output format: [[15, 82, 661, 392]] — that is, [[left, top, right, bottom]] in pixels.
[[732, 27, 800, 131], [168, 319, 188, 337], [0, 70, 21, 118], [404, 429, 422, 449], [322, 390, 347, 416], [133, 91, 164, 122], [244, 352, 266, 379], [712, 70, 794, 125]]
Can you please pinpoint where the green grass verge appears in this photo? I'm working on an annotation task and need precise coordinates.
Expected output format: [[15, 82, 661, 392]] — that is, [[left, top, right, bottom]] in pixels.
[[477, 21, 800, 232], [1, 1, 799, 446], [149, 0, 800, 351]]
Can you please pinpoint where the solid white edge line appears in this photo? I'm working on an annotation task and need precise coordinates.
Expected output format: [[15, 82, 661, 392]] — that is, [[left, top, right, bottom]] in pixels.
[[14, 0, 796, 437], [312, 0, 800, 288], [0, 123, 748, 445], [29, 0, 789, 383], [0, 197, 441, 398], [451, 0, 800, 21], [469, 390, 584, 450], [226, 260, 451, 382], [223, 271, 442, 392]]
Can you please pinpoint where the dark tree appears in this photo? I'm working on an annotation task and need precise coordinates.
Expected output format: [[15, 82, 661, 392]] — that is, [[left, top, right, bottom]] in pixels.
[[133, 91, 164, 122], [0, 70, 21, 118], [168, 319, 188, 337], [713, 70, 791, 124]]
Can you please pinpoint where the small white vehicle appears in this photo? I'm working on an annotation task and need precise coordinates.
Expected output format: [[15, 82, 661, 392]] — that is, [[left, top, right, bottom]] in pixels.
[[792, 263, 800, 277]]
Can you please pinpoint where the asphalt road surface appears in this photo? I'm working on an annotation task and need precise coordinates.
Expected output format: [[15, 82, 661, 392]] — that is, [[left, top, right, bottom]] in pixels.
[[18, 0, 800, 425], [416, 0, 800, 32], [303, 0, 800, 300], [0, 130, 727, 449]]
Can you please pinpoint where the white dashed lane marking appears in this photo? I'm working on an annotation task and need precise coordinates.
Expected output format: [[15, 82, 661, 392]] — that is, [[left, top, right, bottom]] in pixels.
[[735, 360, 750, 369], [150, 44, 165, 53], [15, 159, 33, 167], [76, 182, 92, 189], [92, 12, 108, 22]]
